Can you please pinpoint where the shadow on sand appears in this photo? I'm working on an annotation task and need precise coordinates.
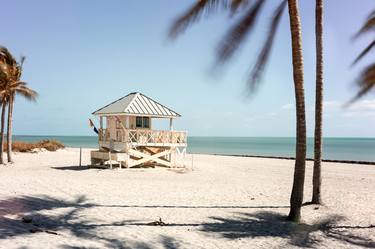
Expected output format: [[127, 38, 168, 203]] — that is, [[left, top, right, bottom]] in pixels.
[[51, 166, 88, 171], [0, 195, 374, 248], [52, 165, 191, 173], [198, 212, 375, 248], [0, 195, 181, 248]]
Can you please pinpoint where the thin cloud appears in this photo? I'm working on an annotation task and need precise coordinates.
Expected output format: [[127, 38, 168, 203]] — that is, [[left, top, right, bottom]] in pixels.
[[347, 99, 375, 112], [281, 103, 293, 110], [318, 99, 375, 118]]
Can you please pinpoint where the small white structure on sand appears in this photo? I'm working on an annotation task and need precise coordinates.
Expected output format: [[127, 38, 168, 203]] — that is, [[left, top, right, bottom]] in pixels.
[[90, 92, 187, 168]]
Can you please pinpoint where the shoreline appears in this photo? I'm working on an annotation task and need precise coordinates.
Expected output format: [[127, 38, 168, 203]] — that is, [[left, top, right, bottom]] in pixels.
[[67, 147, 375, 166], [12, 136, 375, 163], [200, 153, 375, 166]]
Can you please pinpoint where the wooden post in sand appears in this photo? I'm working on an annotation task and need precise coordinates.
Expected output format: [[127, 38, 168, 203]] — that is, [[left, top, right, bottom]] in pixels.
[[109, 151, 112, 169], [191, 154, 194, 171], [79, 147, 82, 167], [109, 139, 113, 169]]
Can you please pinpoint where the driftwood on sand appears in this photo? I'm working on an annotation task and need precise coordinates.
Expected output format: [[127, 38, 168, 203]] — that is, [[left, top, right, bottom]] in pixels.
[[147, 217, 168, 226]]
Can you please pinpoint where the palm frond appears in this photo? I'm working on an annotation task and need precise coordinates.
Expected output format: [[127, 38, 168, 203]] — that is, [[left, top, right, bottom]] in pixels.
[[352, 40, 375, 66], [367, 9, 375, 19], [351, 63, 375, 102], [247, 0, 286, 92], [353, 9, 375, 39], [15, 65, 23, 80], [169, 0, 226, 39], [0, 47, 23, 82], [8, 80, 24, 88], [229, 0, 250, 15], [20, 56, 26, 67], [0, 47, 17, 67], [352, 9, 375, 102], [0, 68, 7, 84], [15, 82, 38, 102], [216, 0, 265, 64], [0, 47, 38, 103]]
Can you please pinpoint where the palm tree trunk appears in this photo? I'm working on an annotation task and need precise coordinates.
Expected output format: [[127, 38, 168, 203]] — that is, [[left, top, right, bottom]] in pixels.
[[312, 0, 324, 204], [0, 103, 7, 164], [286, 0, 307, 222], [6, 95, 14, 163]]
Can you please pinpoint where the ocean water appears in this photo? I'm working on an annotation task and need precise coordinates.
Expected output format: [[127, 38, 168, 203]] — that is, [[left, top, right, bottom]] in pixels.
[[13, 135, 375, 162]]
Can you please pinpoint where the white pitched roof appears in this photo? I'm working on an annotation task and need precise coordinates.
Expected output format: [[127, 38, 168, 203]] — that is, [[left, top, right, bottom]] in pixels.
[[92, 92, 181, 118]]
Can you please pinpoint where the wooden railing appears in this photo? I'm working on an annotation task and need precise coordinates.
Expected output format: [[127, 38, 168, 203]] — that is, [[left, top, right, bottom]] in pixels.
[[98, 128, 110, 142], [99, 128, 187, 146]]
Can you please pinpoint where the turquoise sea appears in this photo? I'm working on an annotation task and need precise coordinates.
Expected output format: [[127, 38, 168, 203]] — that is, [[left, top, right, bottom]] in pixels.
[[14, 135, 375, 162]]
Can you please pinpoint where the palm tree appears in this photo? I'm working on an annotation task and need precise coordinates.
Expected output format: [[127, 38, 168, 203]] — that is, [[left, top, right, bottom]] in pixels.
[[285, 0, 306, 222], [0, 91, 7, 164], [312, 0, 323, 205], [0, 53, 10, 164], [351, 9, 375, 100], [169, 0, 307, 222], [0, 47, 38, 164]]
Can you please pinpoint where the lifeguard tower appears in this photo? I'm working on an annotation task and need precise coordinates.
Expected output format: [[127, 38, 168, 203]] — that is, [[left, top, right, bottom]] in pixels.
[[90, 92, 187, 168]]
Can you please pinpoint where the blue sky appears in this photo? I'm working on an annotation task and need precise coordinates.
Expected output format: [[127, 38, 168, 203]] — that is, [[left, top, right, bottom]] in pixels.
[[2, 0, 374, 137]]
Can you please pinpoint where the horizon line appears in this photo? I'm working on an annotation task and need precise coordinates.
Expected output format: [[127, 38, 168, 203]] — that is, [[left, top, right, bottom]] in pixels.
[[13, 134, 375, 139]]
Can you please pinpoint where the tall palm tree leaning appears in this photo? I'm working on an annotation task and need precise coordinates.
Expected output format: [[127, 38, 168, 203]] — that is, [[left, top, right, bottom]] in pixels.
[[169, 0, 307, 222], [0, 72, 7, 164], [351, 9, 375, 101], [312, 0, 323, 204], [0, 46, 38, 164]]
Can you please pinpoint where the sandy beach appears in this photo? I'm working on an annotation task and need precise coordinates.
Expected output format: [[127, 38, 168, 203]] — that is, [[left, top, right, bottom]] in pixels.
[[0, 148, 374, 249]]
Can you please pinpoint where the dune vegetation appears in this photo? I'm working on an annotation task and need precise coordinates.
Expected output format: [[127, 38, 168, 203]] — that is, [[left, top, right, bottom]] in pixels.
[[4, 140, 65, 153]]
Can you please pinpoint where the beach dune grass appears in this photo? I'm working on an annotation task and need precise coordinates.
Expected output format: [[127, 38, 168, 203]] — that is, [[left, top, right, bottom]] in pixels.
[[4, 140, 65, 152]]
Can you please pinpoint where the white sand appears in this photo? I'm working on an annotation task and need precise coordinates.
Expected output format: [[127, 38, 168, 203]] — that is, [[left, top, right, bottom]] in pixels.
[[0, 148, 374, 249]]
